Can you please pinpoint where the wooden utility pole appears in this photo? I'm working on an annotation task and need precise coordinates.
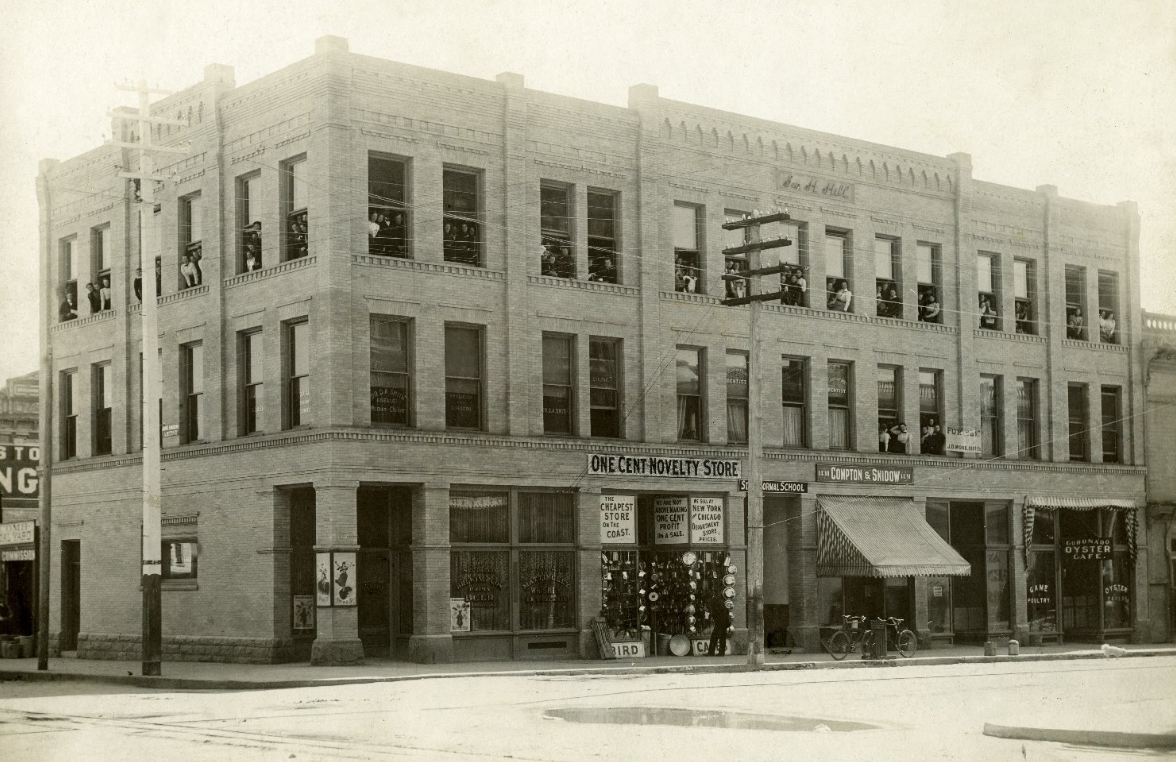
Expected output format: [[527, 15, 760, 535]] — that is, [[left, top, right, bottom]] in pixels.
[[109, 82, 187, 676]]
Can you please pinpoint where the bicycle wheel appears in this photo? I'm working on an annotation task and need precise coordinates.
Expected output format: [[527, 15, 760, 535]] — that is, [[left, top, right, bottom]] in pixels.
[[897, 629, 917, 658], [828, 631, 849, 660], [861, 630, 876, 657]]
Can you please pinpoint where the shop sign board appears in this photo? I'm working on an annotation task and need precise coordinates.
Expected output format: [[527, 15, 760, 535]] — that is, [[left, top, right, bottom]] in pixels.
[[0, 444, 40, 500], [689, 497, 724, 544], [691, 639, 731, 656], [599, 494, 636, 544], [1063, 537, 1111, 561], [610, 641, 646, 658], [0, 520, 36, 546], [654, 497, 689, 544], [815, 463, 914, 484], [737, 479, 807, 493], [588, 454, 740, 479], [2, 548, 35, 561], [945, 428, 981, 454]]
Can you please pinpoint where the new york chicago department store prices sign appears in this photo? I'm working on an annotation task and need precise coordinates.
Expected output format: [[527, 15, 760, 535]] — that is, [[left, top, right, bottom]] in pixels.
[[599, 494, 724, 546]]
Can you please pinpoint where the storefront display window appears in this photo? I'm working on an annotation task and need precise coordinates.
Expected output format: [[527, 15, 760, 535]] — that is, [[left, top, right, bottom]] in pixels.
[[924, 500, 1012, 638], [449, 491, 577, 635], [1026, 551, 1057, 634]]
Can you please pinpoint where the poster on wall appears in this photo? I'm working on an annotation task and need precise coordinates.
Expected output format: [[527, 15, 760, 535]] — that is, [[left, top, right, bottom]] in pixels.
[[654, 497, 688, 544], [450, 598, 471, 632], [689, 497, 724, 544], [945, 428, 981, 454], [293, 596, 315, 631], [315, 553, 332, 606], [332, 552, 357, 606], [600, 494, 636, 544]]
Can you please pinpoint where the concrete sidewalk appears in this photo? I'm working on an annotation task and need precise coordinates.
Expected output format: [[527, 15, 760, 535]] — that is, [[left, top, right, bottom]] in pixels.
[[2, 642, 1174, 692]]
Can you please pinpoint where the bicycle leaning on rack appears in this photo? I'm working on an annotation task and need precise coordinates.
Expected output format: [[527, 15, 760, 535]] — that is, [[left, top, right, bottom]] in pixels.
[[823, 614, 868, 660], [862, 616, 918, 658]]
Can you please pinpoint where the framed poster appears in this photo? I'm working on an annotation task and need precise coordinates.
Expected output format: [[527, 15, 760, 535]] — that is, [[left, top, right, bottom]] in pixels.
[[293, 595, 315, 631], [690, 497, 724, 544], [332, 552, 357, 606], [450, 598, 471, 632], [654, 496, 688, 544], [600, 494, 636, 544], [315, 552, 332, 606]]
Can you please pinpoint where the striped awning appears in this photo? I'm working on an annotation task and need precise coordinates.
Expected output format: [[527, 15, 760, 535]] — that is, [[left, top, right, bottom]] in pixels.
[[816, 497, 971, 578], [1025, 496, 1137, 511]]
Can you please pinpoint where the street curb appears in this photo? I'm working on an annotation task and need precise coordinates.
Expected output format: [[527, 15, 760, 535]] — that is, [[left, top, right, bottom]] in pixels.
[[2, 648, 1174, 693], [983, 722, 1176, 750]]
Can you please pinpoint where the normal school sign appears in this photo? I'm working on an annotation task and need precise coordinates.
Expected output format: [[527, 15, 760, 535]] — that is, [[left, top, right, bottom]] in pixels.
[[588, 454, 741, 479]]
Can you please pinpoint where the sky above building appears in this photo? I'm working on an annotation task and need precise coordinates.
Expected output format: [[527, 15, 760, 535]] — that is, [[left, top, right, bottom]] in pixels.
[[1, 0, 1173, 386]]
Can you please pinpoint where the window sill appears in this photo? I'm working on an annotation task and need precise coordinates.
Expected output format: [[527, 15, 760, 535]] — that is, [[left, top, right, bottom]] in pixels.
[[163, 580, 199, 591]]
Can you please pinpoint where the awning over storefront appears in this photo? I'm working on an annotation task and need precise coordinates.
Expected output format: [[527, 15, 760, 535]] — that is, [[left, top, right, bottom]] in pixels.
[[1023, 496, 1138, 564], [816, 497, 971, 578]]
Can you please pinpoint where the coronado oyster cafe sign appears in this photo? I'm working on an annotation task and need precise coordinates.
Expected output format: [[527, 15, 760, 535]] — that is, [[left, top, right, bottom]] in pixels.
[[588, 454, 741, 479]]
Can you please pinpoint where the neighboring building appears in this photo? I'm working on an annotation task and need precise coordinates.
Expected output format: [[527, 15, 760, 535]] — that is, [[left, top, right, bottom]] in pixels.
[[1143, 312, 1176, 643], [36, 37, 1152, 665], [0, 370, 40, 639]]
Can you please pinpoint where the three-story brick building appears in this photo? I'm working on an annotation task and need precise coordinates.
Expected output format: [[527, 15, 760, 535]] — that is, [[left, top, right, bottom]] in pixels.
[[37, 37, 1154, 664]]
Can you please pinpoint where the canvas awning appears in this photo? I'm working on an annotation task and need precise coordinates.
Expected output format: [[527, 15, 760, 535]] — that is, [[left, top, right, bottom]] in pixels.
[[816, 496, 971, 578], [1022, 496, 1138, 564]]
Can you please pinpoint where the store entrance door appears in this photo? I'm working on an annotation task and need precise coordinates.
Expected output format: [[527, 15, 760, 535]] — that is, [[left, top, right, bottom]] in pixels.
[[357, 486, 412, 660], [357, 551, 397, 658], [60, 540, 80, 651]]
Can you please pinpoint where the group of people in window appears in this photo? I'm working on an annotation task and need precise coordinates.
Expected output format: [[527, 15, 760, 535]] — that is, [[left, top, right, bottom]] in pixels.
[[875, 280, 902, 318], [180, 246, 204, 289], [1066, 306, 1117, 343], [878, 420, 947, 455], [59, 278, 111, 321], [368, 209, 408, 258], [242, 221, 263, 271], [442, 219, 481, 266]]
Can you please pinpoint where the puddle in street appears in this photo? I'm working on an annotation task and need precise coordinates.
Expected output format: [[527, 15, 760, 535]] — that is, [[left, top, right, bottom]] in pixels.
[[545, 707, 878, 733]]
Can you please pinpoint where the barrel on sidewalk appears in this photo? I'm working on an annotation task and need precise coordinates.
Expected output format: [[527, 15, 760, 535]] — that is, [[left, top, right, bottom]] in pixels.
[[869, 619, 887, 659]]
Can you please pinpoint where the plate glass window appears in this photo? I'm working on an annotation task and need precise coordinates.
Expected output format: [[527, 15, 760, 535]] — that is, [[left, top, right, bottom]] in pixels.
[[919, 370, 944, 455], [877, 366, 901, 452], [445, 325, 483, 429], [285, 321, 310, 429], [1014, 259, 1036, 334], [370, 316, 410, 426], [540, 184, 574, 278], [673, 204, 702, 293], [61, 370, 77, 459], [182, 343, 203, 444], [443, 168, 480, 266], [1065, 266, 1087, 340], [91, 226, 111, 308], [240, 331, 263, 435], [238, 173, 262, 272], [162, 540, 197, 580], [179, 195, 202, 289], [589, 337, 621, 438], [977, 254, 1000, 330], [781, 357, 806, 447], [1097, 272, 1119, 344], [874, 238, 901, 318], [980, 375, 1002, 457], [1068, 384, 1089, 461], [825, 232, 851, 312], [587, 190, 618, 283], [1017, 378, 1040, 460], [59, 238, 78, 319], [1101, 386, 1121, 464], [676, 347, 703, 441], [542, 334, 574, 434], [723, 210, 749, 300], [726, 351, 749, 444], [368, 155, 410, 258]]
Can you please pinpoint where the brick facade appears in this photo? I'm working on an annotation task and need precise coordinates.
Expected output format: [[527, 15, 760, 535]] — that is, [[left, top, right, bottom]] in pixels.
[[36, 37, 1156, 665]]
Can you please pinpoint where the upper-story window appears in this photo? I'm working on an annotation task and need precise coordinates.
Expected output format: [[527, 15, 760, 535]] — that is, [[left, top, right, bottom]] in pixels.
[[919, 370, 945, 455], [980, 374, 1003, 457], [917, 244, 942, 324], [723, 209, 749, 300], [875, 237, 902, 319], [369, 154, 411, 258], [977, 253, 1000, 330], [1067, 383, 1089, 461], [1014, 259, 1036, 335], [673, 204, 702, 294], [1065, 265, 1087, 340], [726, 351, 749, 444], [239, 330, 263, 436], [676, 347, 703, 441], [60, 370, 77, 460], [59, 237, 78, 321], [781, 357, 806, 448], [540, 184, 574, 278], [542, 334, 575, 435], [282, 156, 308, 261], [878, 366, 909, 453], [91, 225, 112, 310], [589, 337, 621, 438], [1017, 378, 1040, 460], [179, 194, 203, 289], [443, 168, 481, 266], [445, 324, 484, 430], [777, 219, 806, 308], [825, 231, 852, 313], [827, 361, 852, 449], [283, 320, 310, 429], [370, 316, 411, 426], [1101, 386, 1122, 463], [1098, 271, 1119, 344], [181, 342, 203, 444], [587, 190, 618, 283], [92, 362, 112, 456], [238, 172, 262, 273]]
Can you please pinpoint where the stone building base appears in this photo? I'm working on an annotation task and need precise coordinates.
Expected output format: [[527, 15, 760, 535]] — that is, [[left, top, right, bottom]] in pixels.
[[75, 632, 299, 664], [310, 638, 365, 666], [407, 634, 454, 664]]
